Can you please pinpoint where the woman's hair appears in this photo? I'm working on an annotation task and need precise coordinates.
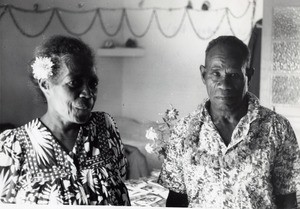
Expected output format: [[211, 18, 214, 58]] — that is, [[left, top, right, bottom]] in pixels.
[[29, 35, 95, 102]]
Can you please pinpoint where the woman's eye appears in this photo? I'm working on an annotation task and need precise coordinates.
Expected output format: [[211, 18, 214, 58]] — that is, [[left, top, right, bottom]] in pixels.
[[89, 81, 98, 89], [68, 80, 81, 88]]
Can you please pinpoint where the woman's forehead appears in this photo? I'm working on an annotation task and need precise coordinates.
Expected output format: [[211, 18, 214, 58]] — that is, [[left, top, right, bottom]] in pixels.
[[57, 62, 97, 80]]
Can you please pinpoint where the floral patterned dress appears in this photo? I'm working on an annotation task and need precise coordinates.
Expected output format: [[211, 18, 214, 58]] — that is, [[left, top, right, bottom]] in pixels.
[[0, 112, 130, 205], [158, 92, 300, 208]]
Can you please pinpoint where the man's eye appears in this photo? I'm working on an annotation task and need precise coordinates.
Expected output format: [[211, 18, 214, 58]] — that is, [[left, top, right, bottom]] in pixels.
[[212, 72, 221, 77], [230, 73, 240, 78]]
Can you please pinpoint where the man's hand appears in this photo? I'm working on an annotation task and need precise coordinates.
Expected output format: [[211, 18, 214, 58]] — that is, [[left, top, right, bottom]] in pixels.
[[166, 190, 188, 207], [276, 193, 297, 209]]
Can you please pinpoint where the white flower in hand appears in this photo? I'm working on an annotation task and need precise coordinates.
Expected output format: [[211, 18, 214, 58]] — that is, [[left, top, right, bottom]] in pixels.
[[31, 57, 54, 80], [145, 127, 158, 141], [145, 143, 154, 154]]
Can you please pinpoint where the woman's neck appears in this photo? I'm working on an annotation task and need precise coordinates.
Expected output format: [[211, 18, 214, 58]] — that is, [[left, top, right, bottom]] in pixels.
[[40, 112, 80, 141]]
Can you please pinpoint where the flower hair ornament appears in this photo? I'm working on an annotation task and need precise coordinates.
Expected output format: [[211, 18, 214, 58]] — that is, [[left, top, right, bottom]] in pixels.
[[31, 57, 54, 80]]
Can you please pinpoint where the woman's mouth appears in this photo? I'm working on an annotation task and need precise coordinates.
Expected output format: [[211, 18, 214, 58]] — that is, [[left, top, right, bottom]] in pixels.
[[74, 104, 92, 110], [75, 106, 90, 110]]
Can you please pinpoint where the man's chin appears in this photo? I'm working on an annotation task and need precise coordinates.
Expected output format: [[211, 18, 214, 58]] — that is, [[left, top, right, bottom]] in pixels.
[[212, 97, 242, 109], [215, 97, 237, 104]]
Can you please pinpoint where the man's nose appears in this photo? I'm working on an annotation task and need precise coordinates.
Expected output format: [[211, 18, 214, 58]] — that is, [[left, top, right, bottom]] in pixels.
[[217, 75, 232, 90]]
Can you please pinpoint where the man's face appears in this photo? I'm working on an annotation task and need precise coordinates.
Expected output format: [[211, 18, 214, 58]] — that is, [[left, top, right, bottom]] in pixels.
[[200, 44, 248, 111]]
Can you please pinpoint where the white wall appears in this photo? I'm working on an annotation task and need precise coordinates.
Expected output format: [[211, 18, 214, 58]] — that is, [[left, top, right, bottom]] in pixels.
[[0, 0, 125, 126], [121, 0, 263, 122], [0, 0, 263, 126]]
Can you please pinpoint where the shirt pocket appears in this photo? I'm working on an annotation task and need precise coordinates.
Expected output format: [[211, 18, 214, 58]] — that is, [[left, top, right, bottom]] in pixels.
[[238, 147, 271, 178]]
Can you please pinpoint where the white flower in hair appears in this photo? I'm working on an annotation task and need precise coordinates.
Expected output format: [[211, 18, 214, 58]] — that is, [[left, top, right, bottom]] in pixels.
[[31, 57, 54, 80]]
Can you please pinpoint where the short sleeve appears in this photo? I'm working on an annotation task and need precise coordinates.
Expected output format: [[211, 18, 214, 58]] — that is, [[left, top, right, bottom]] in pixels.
[[104, 113, 128, 181], [272, 118, 300, 195], [158, 118, 188, 194], [0, 129, 23, 203]]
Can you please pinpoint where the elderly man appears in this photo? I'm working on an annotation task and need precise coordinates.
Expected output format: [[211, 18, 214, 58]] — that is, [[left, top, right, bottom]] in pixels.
[[158, 36, 300, 208]]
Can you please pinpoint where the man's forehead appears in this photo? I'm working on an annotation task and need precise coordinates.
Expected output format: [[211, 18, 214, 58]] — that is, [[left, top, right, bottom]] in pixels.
[[207, 44, 241, 56], [206, 45, 245, 62]]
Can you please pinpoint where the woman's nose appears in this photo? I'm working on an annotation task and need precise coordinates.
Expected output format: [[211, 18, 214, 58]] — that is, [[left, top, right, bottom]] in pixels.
[[80, 84, 93, 98]]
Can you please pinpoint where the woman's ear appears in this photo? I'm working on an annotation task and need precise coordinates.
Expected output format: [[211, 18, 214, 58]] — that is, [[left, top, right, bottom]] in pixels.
[[38, 79, 50, 95], [200, 65, 206, 84]]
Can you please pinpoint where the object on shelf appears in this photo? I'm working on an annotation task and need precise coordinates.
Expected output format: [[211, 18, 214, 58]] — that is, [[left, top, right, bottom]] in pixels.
[[102, 39, 116, 49], [125, 38, 138, 48]]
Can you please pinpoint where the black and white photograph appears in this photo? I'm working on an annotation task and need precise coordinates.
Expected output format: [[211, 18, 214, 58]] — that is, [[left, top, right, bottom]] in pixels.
[[0, 0, 299, 208]]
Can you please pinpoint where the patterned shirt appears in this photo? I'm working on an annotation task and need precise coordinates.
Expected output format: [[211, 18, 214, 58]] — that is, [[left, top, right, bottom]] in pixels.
[[0, 112, 130, 205], [158, 92, 300, 208]]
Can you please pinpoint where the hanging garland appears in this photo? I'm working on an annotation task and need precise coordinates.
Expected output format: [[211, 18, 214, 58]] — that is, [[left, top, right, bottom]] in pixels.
[[0, 2, 256, 39], [187, 9, 227, 40]]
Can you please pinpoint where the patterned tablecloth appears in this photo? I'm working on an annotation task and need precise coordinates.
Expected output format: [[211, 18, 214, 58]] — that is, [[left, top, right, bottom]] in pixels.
[[125, 170, 168, 207]]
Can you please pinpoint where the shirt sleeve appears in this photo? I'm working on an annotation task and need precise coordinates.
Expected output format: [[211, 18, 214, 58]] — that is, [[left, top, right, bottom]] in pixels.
[[0, 129, 23, 203], [272, 117, 300, 195], [104, 113, 128, 181], [158, 118, 188, 194]]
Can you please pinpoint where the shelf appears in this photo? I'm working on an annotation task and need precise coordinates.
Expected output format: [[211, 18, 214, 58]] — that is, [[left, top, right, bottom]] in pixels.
[[97, 47, 145, 57]]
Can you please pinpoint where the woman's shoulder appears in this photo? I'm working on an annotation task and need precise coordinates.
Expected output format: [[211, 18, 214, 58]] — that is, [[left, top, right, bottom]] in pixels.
[[91, 111, 113, 118], [89, 111, 119, 129], [0, 123, 23, 139], [0, 118, 39, 145], [90, 111, 115, 122]]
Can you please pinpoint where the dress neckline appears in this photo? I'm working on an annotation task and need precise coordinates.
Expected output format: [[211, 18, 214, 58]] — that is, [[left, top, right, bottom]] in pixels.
[[37, 118, 82, 156]]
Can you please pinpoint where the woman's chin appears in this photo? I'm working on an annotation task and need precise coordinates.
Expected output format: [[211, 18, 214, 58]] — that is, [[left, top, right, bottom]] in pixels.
[[74, 111, 92, 124]]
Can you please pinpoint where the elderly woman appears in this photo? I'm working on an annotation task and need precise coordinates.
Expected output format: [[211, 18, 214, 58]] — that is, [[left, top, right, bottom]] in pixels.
[[0, 35, 130, 205]]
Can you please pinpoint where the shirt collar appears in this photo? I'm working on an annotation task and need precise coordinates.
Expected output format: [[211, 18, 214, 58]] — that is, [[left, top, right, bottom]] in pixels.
[[197, 92, 260, 123]]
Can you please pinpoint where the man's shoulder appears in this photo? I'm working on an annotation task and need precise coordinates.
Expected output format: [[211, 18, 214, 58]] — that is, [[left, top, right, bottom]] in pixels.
[[257, 105, 292, 126], [175, 106, 202, 128], [171, 105, 204, 141], [182, 103, 205, 121]]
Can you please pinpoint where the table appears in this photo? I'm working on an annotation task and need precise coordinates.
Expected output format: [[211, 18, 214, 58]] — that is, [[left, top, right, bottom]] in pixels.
[[125, 170, 168, 207]]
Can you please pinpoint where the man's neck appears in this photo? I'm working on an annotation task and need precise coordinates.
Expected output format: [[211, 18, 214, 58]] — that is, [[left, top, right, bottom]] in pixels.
[[208, 98, 248, 124], [207, 98, 248, 146]]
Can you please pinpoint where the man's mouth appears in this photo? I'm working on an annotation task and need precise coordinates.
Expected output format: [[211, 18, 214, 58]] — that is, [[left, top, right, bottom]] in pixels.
[[215, 95, 237, 100]]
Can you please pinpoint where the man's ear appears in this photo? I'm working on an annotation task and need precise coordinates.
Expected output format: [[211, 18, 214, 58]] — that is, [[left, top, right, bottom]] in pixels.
[[246, 67, 255, 83], [200, 65, 206, 84]]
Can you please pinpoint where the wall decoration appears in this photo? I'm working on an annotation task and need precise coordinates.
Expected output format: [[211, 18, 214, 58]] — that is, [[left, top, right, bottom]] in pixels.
[[0, 1, 256, 39]]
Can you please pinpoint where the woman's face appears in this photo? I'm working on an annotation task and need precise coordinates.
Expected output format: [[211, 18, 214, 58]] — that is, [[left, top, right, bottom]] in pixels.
[[46, 59, 98, 124]]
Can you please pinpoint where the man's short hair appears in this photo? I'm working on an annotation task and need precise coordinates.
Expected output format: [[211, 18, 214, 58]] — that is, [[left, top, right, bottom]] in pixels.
[[205, 36, 250, 66]]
